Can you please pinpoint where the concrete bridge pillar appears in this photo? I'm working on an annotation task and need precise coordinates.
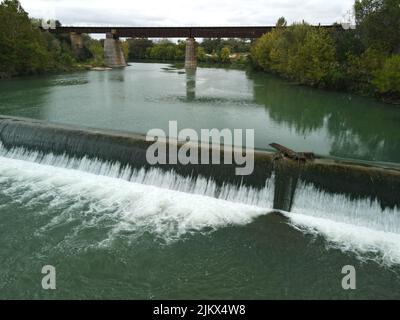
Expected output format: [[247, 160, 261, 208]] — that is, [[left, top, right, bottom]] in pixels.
[[104, 32, 127, 68], [272, 162, 301, 212], [185, 38, 197, 69], [70, 32, 83, 57]]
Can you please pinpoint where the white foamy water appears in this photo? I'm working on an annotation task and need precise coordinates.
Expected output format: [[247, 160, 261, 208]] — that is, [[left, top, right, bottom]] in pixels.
[[0, 142, 400, 265], [288, 182, 400, 265], [0, 155, 269, 243], [292, 182, 400, 234], [0, 142, 274, 208], [288, 213, 400, 266]]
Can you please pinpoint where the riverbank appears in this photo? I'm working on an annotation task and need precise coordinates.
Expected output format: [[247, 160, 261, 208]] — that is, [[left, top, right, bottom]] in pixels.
[[0, 1, 110, 81], [253, 67, 400, 105], [1, 62, 399, 164], [0, 62, 108, 80], [250, 16, 400, 105]]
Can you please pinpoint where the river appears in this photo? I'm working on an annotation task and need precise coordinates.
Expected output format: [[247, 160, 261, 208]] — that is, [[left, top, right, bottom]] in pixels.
[[1, 63, 400, 164], [0, 62, 399, 299]]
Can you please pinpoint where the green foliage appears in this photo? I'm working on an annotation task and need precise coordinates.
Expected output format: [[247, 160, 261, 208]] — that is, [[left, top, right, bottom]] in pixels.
[[125, 37, 249, 65], [196, 46, 206, 62], [251, 8, 400, 102], [147, 40, 183, 61], [276, 17, 287, 28], [127, 38, 153, 60], [121, 40, 129, 61], [174, 40, 186, 60], [330, 25, 364, 63], [346, 47, 386, 91], [219, 47, 231, 63], [0, 0, 51, 76], [201, 38, 223, 54], [2, 0, 398, 104], [221, 38, 251, 53], [291, 27, 337, 85], [201, 38, 250, 55], [373, 55, 400, 97], [354, 0, 400, 54], [251, 22, 337, 87], [0, 0, 102, 77], [87, 39, 104, 66]]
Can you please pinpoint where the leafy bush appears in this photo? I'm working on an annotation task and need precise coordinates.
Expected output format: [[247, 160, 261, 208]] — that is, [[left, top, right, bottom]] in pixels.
[[373, 55, 400, 100], [251, 22, 337, 87], [346, 47, 386, 92], [219, 47, 231, 63]]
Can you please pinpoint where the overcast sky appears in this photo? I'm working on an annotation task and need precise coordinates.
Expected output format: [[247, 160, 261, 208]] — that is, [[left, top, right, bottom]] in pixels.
[[19, 0, 355, 26]]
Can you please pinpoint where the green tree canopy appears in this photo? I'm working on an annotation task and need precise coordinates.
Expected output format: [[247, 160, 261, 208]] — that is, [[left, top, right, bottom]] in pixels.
[[355, 0, 400, 53], [0, 0, 50, 76]]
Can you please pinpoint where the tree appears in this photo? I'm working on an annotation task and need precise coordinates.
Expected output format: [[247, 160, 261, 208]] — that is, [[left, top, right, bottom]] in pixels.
[[288, 27, 337, 85], [219, 47, 231, 63], [174, 40, 186, 60], [276, 17, 287, 28], [196, 46, 206, 62], [355, 0, 400, 53], [0, 0, 51, 75], [200, 38, 223, 54], [331, 23, 364, 63], [88, 40, 104, 66], [346, 47, 386, 91], [251, 21, 337, 86], [127, 38, 153, 60], [121, 40, 129, 60], [0, 0, 99, 77], [373, 55, 400, 99]]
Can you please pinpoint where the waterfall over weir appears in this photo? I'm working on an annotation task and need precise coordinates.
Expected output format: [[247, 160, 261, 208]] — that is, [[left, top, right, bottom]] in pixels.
[[0, 116, 400, 251], [0, 141, 275, 209]]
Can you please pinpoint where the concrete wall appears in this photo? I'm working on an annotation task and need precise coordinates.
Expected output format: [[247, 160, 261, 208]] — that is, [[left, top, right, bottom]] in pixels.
[[1, 116, 399, 212], [104, 33, 126, 68], [185, 38, 197, 69], [70, 32, 83, 57]]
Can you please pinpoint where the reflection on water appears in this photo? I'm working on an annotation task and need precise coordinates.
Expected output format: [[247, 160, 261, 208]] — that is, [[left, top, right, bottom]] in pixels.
[[249, 71, 400, 163], [186, 68, 196, 101], [0, 62, 399, 164]]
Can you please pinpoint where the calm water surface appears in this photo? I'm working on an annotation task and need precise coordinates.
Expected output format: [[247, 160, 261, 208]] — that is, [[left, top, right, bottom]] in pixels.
[[1, 62, 399, 164]]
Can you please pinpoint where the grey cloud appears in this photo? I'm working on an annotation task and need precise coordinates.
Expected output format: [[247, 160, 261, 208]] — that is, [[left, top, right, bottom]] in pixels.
[[20, 0, 355, 26]]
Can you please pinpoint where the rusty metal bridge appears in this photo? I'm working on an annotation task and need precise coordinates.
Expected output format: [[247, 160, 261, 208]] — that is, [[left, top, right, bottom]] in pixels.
[[49, 25, 336, 68], [50, 26, 278, 38]]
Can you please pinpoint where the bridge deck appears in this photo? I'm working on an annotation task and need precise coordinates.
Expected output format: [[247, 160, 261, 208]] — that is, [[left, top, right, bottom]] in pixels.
[[51, 26, 275, 38]]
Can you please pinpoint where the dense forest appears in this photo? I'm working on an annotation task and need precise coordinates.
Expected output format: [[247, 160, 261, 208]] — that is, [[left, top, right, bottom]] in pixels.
[[0, 0, 104, 79], [251, 0, 400, 103], [127, 38, 250, 65]]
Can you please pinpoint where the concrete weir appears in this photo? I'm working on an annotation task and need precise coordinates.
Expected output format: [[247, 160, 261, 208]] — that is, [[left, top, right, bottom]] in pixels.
[[104, 32, 127, 68], [0, 116, 399, 212]]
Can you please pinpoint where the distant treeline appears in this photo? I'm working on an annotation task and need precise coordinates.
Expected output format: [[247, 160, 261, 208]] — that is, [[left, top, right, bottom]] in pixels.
[[0, 0, 105, 79], [250, 0, 400, 103], [127, 38, 250, 64]]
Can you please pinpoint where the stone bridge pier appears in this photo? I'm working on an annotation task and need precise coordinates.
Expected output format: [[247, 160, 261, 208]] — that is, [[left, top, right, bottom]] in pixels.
[[104, 31, 127, 68], [185, 38, 197, 69], [70, 32, 83, 57]]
